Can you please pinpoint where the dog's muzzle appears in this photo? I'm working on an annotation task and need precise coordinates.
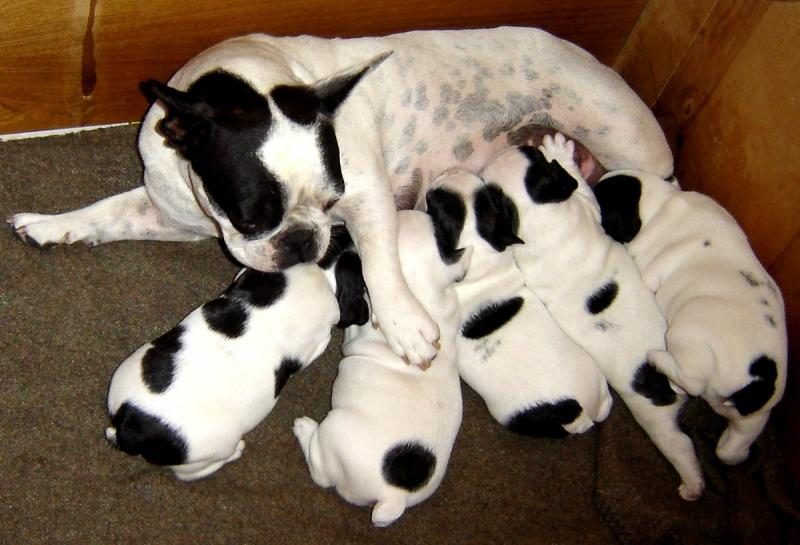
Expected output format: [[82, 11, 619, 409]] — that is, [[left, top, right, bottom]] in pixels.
[[274, 226, 320, 269]]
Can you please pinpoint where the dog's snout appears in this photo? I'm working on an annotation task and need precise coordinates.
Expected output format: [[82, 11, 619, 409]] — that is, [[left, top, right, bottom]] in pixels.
[[277, 227, 318, 268]]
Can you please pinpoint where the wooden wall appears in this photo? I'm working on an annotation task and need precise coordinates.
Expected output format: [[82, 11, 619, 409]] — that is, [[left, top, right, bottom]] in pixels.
[[616, 0, 800, 494], [0, 0, 648, 135]]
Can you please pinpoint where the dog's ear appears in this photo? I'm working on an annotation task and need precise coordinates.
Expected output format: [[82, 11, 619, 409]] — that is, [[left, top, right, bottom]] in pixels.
[[425, 187, 467, 264], [333, 250, 370, 328], [140, 79, 214, 158], [519, 146, 579, 204], [474, 184, 525, 251], [314, 51, 393, 115], [593, 174, 643, 243]]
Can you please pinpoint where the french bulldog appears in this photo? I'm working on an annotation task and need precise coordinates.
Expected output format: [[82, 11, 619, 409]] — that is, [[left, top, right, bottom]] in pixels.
[[292, 210, 470, 527], [425, 169, 612, 437], [593, 169, 788, 464], [105, 250, 366, 480], [9, 27, 674, 368], [478, 134, 704, 500]]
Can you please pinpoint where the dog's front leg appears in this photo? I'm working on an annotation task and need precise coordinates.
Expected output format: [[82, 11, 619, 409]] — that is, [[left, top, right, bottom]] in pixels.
[[337, 184, 439, 368]]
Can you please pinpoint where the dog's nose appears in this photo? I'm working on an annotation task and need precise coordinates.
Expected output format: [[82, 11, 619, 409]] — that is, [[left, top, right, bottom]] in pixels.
[[277, 227, 318, 268]]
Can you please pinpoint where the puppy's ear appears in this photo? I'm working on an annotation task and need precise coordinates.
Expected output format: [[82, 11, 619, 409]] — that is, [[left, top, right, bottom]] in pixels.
[[593, 174, 643, 243], [333, 251, 370, 328], [519, 146, 578, 204], [474, 184, 524, 251], [314, 51, 393, 115], [140, 79, 214, 158], [425, 187, 467, 264]]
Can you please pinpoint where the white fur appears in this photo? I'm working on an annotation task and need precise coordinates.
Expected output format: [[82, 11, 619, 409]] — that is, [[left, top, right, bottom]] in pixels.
[[430, 170, 612, 435], [480, 134, 704, 500], [293, 210, 470, 527], [9, 27, 673, 369], [106, 264, 339, 480], [600, 168, 788, 464]]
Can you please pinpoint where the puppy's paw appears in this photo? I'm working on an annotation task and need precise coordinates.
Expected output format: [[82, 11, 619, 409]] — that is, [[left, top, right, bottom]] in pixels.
[[373, 295, 439, 368], [678, 478, 705, 501], [293, 416, 319, 443], [539, 133, 582, 180], [8, 212, 95, 247]]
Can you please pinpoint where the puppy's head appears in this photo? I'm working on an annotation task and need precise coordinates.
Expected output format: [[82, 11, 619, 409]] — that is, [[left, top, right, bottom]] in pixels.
[[141, 52, 391, 271], [593, 172, 644, 243]]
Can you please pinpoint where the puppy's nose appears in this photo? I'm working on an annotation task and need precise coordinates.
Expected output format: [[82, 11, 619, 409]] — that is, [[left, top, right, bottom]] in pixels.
[[278, 227, 318, 267]]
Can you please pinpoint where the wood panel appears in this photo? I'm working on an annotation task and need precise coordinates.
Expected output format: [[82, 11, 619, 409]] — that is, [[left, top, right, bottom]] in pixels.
[[0, 0, 648, 134]]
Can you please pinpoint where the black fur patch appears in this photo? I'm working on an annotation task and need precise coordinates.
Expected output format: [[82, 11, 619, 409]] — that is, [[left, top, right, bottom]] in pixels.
[[110, 402, 187, 466], [425, 187, 467, 264], [727, 356, 778, 416], [519, 146, 578, 204], [461, 297, 524, 339], [141, 325, 184, 394], [382, 441, 437, 491], [318, 224, 354, 269], [202, 297, 248, 338], [270, 85, 320, 125], [505, 399, 583, 438], [474, 184, 524, 251], [274, 357, 303, 397], [586, 280, 619, 315], [592, 174, 643, 243], [227, 269, 287, 307], [631, 362, 677, 406], [333, 250, 370, 328]]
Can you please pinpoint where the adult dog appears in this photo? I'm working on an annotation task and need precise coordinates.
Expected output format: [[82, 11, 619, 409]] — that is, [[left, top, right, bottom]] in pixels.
[[8, 27, 672, 366]]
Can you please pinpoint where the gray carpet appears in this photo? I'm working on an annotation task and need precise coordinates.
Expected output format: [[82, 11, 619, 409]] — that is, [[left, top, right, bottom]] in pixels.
[[1, 125, 797, 544]]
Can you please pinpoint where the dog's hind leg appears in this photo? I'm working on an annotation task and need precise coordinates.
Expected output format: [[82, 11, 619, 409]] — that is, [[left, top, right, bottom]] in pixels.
[[714, 411, 770, 465], [8, 186, 213, 247]]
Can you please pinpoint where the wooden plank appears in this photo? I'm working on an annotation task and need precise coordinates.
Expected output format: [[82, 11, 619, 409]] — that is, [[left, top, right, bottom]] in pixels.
[[0, 0, 648, 134]]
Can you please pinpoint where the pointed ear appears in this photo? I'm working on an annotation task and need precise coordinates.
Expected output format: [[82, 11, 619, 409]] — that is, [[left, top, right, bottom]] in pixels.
[[314, 51, 392, 114], [140, 79, 213, 158], [425, 187, 467, 264], [474, 184, 524, 251]]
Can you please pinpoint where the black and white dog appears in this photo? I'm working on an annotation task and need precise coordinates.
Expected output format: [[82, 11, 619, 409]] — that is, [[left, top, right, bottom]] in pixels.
[[293, 210, 470, 527], [477, 134, 704, 500], [593, 169, 787, 465], [426, 169, 612, 437], [106, 245, 368, 480], [9, 27, 674, 368]]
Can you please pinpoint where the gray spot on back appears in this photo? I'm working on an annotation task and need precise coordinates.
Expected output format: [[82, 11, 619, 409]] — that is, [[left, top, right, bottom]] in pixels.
[[414, 83, 429, 111], [401, 117, 416, 144], [440, 83, 461, 104], [394, 157, 410, 175], [401, 89, 412, 107], [414, 140, 429, 155], [433, 105, 450, 126], [499, 64, 515, 77], [453, 136, 474, 161]]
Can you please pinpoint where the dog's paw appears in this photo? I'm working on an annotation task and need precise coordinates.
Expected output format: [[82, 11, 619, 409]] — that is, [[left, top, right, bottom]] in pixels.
[[8, 212, 95, 247], [539, 133, 582, 180], [678, 478, 705, 501], [293, 416, 319, 443], [372, 297, 439, 368]]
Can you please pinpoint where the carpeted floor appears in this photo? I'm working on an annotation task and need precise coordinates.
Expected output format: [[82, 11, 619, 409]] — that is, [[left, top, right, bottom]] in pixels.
[[1, 125, 798, 545]]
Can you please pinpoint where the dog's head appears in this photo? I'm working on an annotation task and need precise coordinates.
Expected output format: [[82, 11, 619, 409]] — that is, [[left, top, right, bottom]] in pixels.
[[141, 52, 391, 271]]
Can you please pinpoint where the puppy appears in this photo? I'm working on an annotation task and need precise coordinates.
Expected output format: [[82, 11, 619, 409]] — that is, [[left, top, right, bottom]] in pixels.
[[593, 170, 788, 464], [426, 169, 612, 437], [293, 210, 470, 527], [478, 134, 704, 500], [106, 260, 353, 480], [9, 27, 674, 368]]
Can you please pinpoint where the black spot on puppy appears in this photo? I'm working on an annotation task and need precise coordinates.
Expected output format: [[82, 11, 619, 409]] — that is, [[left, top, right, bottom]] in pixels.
[[382, 441, 437, 491], [519, 146, 578, 204], [727, 356, 778, 416], [333, 250, 370, 328], [318, 224, 354, 269], [592, 174, 643, 243], [506, 399, 583, 438], [586, 280, 619, 315], [110, 402, 187, 466], [274, 358, 303, 397], [270, 85, 320, 125], [141, 325, 183, 393], [474, 184, 525, 251], [227, 269, 287, 307], [461, 297, 524, 339], [426, 187, 467, 264], [632, 362, 677, 406], [202, 297, 248, 338]]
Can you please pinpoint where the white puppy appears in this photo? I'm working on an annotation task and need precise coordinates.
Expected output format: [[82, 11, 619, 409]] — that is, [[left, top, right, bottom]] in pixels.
[[426, 169, 612, 436], [106, 263, 342, 480], [593, 170, 788, 464], [478, 134, 704, 500], [293, 210, 470, 527]]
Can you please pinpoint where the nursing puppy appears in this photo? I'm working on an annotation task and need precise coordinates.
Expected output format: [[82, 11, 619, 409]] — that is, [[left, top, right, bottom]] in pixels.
[[293, 210, 470, 527], [106, 258, 357, 480], [593, 170, 787, 464], [479, 134, 704, 500], [9, 27, 674, 368], [426, 170, 612, 437]]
